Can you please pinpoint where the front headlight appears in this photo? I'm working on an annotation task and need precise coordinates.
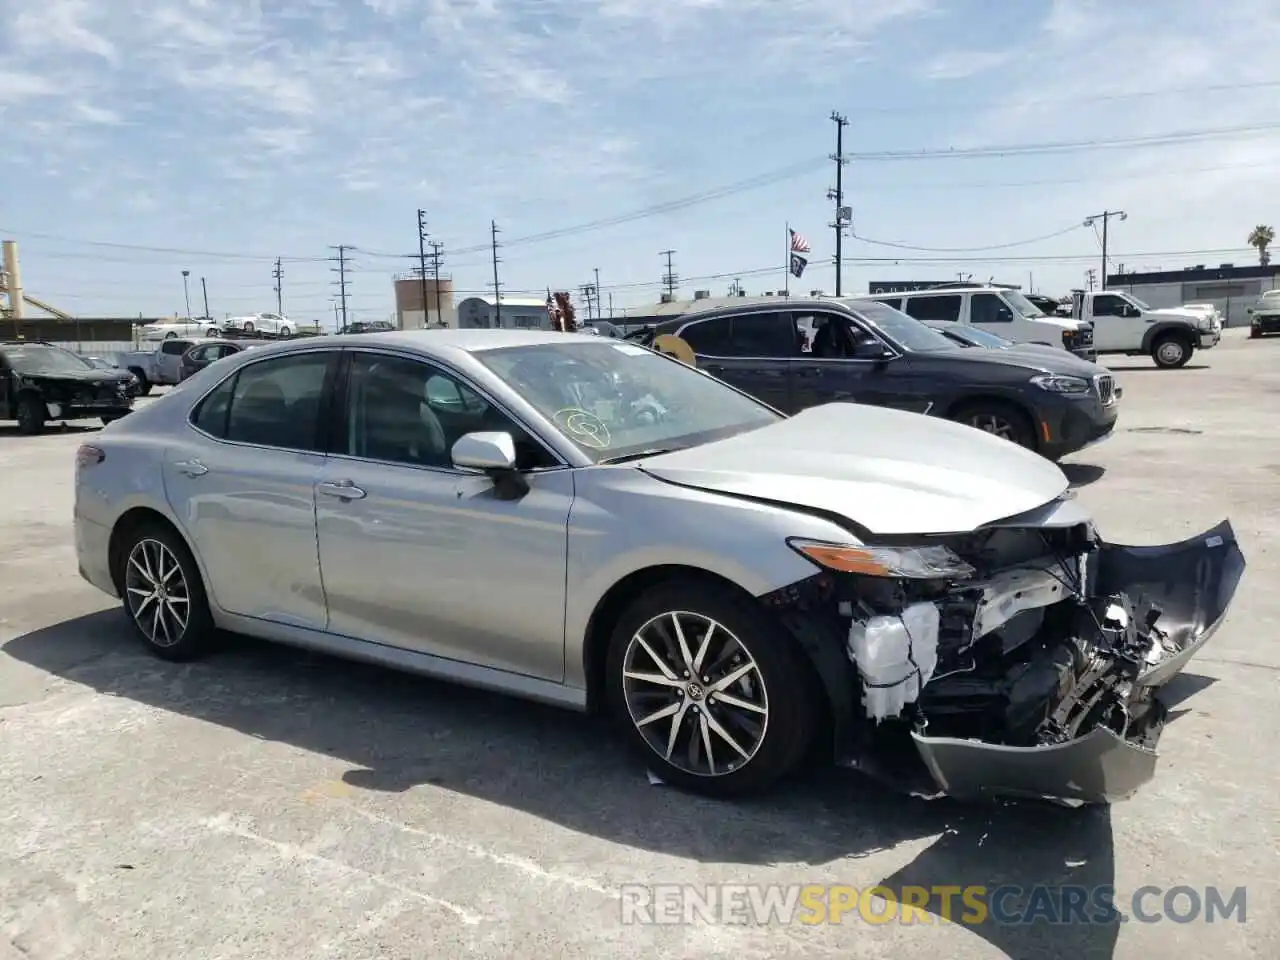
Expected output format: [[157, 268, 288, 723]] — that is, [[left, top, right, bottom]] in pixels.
[[1030, 373, 1090, 394], [788, 538, 976, 580], [1197, 317, 1214, 331]]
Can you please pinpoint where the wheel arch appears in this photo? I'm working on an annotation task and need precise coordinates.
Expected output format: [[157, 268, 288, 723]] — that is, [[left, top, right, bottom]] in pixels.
[[939, 392, 1041, 450], [108, 505, 210, 602], [580, 565, 832, 720], [1140, 321, 1195, 354]]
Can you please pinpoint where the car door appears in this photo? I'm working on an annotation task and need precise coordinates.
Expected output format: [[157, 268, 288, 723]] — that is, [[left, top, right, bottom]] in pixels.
[[314, 349, 573, 681], [789, 310, 923, 412], [157, 338, 194, 382], [163, 349, 337, 629], [677, 312, 795, 411], [1087, 293, 1139, 350], [0, 354, 12, 419]]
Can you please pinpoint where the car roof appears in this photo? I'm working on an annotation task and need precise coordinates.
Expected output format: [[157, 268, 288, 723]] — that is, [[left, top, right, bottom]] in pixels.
[[218, 328, 612, 363]]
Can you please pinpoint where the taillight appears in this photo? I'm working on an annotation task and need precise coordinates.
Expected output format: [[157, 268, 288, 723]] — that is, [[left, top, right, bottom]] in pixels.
[[76, 444, 105, 469]]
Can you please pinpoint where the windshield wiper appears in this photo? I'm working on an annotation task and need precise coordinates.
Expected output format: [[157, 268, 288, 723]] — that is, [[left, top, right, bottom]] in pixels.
[[597, 446, 682, 464]]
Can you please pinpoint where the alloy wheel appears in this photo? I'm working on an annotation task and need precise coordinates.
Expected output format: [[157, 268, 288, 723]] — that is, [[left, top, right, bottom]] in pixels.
[[967, 413, 1016, 441], [621, 611, 769, 777], [124, 538, 191, 648]]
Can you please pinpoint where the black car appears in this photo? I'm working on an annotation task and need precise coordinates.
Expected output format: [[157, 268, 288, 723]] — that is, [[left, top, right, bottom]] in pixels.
[[179, 339, 263, 381], [0, 341, 136, 434], [633, 298, 1119, 460]]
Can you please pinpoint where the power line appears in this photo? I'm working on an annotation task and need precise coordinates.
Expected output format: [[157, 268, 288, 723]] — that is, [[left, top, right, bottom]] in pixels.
[[850, 222, 1086, 253], [844, 78, 1280, 114], [847, 121, 1280, 162]]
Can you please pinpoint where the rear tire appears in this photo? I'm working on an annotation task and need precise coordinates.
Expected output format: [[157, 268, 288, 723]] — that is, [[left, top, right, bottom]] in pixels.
[[950, 400, 1036, 449], [279, 326, 292, 337], [243, 321, 256, 334], [16, 395, 45, 435], [1151, 333, 1193, 368], [604, 581, 817, 797], [117, 522, 216, 661]]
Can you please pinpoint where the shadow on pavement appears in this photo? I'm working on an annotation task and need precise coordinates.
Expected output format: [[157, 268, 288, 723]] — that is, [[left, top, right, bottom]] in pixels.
[[0, 423, 100, 439], [1061, 463, 1106, 487], [6, 610, 1125, 959], [1104, 364, 1208, 372]]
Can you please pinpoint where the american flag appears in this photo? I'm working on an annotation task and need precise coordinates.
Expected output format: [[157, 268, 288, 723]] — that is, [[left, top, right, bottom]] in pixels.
[[789, 229, 811, 254]]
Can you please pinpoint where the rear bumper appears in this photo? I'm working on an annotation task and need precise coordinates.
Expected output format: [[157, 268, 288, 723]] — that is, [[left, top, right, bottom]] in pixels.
[[1251, 314, 1280, 335], [46, 401, 134, 420], [75, 513, 117, 598]]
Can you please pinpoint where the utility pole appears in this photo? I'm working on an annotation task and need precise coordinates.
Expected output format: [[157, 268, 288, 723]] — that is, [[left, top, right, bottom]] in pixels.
[[608, 292, 614, 318], [828, 111, 850, 297], [1084, 210, 1127, 291], [181, 270, 191, 318], [660, 249, 678, 300], [429, 241, 444, 327], [593, 267, 601, 320], [330, 245, 351, 331], [580, 284, 594, 321], [490, 221, 502, 328], [1085, 268, 1097, 291], [201, 277, 210, 318], [272, 257, 283, 316], [416, 209, 429, 330]]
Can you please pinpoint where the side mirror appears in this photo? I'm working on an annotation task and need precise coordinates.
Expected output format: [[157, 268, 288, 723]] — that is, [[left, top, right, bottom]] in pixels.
[[451, 431, 527, 499], [1123, 305, 1141, 318], [852, 340, 892, 361]]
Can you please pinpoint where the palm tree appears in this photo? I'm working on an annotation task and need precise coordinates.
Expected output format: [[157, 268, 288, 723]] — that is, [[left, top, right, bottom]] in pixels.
[[1248, 224, 1274, 266]]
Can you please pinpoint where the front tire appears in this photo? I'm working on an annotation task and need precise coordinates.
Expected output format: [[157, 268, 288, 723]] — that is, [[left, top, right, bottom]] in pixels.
[[1152, 333, 1193, 368], [16, 395, 45, 435], [118, 523, 216, 661], [129, 368, 152, 396], [950, 400, 1036, 449], [279, 326, 292, 337], [604, 582, 817, 797], [242, 320, 256, 334]]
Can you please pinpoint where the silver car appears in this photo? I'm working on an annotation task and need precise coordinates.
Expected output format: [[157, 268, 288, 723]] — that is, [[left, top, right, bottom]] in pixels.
[[73, 331, 1244, 803]]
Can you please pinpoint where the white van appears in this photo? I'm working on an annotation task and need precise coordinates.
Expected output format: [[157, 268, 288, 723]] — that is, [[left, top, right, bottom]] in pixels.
[[867, 285, 1095, 359]]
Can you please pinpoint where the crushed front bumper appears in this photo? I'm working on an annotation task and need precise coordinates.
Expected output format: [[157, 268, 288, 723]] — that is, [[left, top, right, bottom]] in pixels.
[[801, 520, 1246, 805], [910, 520, 1243, 804]]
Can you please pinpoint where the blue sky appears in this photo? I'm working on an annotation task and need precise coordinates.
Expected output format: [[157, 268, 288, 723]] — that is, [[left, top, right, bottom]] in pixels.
[[2, 0, 1278, 325]]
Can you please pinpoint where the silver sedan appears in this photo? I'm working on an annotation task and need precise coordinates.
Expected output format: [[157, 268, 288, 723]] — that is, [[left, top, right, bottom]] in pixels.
[[73, 330, 1244, 802]]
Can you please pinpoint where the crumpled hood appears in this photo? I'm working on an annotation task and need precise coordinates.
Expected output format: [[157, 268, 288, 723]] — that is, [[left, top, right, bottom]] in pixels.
[[19, 368, 131, 386], [639, 403, 1071, 535]]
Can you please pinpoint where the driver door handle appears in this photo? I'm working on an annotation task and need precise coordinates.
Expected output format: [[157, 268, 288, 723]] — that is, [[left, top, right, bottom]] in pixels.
[[173, 459, 208, 477], [318, 480, 367, 501]]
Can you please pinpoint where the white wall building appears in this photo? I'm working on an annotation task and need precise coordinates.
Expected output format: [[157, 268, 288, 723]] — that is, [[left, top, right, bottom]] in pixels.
[[1107, 263, 1279, 328], [455, 295, 551, 330]]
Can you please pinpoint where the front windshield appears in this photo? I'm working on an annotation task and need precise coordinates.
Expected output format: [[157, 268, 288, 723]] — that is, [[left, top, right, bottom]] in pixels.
[[1003, 289, 1047, 318], [1124, 293, 1152, 310], [845, 300, 957, 352], [4, 345, 94, 375], [474, 340, 780, 462]]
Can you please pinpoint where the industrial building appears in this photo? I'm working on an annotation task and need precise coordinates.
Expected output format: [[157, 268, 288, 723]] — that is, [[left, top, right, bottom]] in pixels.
[[392, 271, 457, 329], [1105, 263, 1280, 327], [455, 295, 553, 330]]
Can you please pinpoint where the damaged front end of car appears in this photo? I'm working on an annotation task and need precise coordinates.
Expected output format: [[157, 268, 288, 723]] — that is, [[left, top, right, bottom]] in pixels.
[[762, 509, 1245, 805]]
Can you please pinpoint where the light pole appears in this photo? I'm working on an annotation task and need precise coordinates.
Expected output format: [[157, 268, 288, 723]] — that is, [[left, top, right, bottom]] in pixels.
[[181, 270, 192, 318]]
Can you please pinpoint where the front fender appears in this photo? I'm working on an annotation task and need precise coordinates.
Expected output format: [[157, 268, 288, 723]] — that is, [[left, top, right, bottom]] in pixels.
[[1140, 321, 1196, 353], [563, 469, 850, 689]]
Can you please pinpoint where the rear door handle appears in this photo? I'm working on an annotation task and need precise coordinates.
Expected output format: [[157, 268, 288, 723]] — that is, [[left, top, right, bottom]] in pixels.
[[318, 480, 367, 501], [173, 459, 208, 477]]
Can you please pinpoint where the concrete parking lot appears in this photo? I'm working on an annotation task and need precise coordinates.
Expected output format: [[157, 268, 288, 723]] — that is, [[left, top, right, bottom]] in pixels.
[[1, 332, 1277, 959]]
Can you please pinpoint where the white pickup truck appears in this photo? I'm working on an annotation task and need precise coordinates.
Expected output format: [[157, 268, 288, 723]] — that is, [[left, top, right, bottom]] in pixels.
[[1068, 289, 1220, 368]]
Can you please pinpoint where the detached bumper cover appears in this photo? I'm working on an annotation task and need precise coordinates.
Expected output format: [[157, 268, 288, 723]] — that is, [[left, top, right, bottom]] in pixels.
[[873, 520, 1244, 805]]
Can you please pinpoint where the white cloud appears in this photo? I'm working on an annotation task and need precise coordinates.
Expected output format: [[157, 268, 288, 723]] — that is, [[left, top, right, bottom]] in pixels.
[[920, 50, 1014, 82]]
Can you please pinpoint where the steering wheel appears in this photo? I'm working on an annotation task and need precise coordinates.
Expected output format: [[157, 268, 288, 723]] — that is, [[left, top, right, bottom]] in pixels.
[[553, 407, 612, 449]]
